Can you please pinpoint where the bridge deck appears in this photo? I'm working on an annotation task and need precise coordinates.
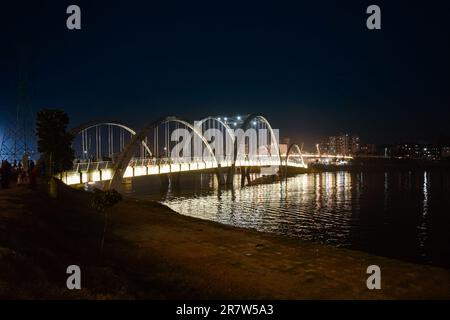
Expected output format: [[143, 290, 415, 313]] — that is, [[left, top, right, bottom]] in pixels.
[[59, 158, 308, 185]]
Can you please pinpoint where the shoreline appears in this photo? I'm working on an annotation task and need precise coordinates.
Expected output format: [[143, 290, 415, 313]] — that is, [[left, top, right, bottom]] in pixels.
[[1, 182, 449, 299]]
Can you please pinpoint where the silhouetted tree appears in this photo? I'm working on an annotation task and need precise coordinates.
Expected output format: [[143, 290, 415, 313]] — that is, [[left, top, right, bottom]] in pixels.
[[91, 188, 122, 257], [36, 109, 74, 174]]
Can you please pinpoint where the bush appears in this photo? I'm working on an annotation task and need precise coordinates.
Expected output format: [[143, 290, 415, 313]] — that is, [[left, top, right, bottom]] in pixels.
[[91, 189, 122, 212]]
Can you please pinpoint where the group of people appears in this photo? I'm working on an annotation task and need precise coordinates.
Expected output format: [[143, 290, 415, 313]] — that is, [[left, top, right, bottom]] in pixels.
[[0, 155, 37, 189]]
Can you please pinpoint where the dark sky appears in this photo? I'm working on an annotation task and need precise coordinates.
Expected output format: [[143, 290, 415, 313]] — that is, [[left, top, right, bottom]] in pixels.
[[1, 0, 450, 147]]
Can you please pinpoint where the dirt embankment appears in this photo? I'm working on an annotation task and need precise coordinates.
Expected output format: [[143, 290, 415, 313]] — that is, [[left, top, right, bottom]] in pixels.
[[1, 182, 449, 299]]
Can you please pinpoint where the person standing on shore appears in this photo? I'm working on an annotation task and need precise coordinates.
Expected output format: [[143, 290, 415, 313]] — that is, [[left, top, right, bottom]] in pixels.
[[1, 160, 11, 189], [29, 160, 37, 189], [22, 154, 30, 185], [17, 166, 23, 185], [0, 161, 3, 188]]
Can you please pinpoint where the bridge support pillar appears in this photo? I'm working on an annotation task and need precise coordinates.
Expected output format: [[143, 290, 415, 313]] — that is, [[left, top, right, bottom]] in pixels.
[[214, 164, 226, 185], [240, 166, 251, 186], [246, 167, 252, 185], [169, 172, 181, 189], [279, 165, 287, 180], [226, 166, 235, 186], [160, 174, 169, 191]]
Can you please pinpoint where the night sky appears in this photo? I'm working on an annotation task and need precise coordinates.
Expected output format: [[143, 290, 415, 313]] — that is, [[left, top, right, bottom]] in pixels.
[[1, 0, 450, 148]]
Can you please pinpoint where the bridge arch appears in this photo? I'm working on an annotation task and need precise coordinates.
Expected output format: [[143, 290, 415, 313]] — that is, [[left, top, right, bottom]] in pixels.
[[70, 120, 152, 157], [196, 116, 236, 163], [108, 116, 218, 189], [286, 143, 306, 168], [234, 114, 282, 165], [196, 116, 235, 142]]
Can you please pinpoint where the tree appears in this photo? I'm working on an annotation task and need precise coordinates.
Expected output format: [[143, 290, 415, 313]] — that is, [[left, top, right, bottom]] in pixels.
[[36, 109, 74, 174]]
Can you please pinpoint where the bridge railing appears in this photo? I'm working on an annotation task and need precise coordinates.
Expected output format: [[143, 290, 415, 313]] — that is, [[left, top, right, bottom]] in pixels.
[[62, 155, 309, 185], [71, 155, 308, 172], [73, 161, 112, 172], [71, 157, 221, 171]]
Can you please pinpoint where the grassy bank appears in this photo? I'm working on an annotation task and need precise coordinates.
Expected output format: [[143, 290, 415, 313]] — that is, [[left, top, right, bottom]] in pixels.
[[0, 181, 449, 299]]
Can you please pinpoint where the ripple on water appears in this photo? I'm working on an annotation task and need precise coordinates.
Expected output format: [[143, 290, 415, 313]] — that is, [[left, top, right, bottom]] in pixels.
[[130, 171, 450, 268]]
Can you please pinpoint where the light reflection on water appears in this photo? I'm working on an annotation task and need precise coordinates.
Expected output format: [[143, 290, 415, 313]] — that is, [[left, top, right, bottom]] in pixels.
[[128, 171, 450, 268]]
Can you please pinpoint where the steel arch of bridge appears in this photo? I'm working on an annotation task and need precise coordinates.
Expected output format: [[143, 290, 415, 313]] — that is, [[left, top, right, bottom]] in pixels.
[[196, 116, 236, 162], [286, 143, 306, 168], [70, 120, 152, 157], [197, 116, 236, 142], [236, 114, 282, 165], [108, 116, 218, 189]]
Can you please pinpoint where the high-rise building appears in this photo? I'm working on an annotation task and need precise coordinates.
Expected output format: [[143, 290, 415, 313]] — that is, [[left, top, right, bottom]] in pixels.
[[318, 134, 360, 156]]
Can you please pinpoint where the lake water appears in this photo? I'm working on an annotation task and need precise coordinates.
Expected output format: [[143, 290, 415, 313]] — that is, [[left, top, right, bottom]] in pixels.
[[126, 170, 450, 268]]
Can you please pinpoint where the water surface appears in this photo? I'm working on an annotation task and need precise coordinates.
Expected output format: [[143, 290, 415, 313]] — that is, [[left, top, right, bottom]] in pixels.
[[127, 170, 450, 268]]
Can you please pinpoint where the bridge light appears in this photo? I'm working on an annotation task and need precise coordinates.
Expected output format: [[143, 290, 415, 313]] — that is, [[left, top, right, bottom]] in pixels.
[[233, 122, 237, 126], [252, 121, 257, 126], [218, 117, 221, 121], [224, 117, 228, 121], [237, 116, 241, 120]]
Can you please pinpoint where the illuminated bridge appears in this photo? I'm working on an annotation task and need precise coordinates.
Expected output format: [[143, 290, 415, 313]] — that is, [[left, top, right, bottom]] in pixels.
[[58, 114, 351, 190]]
